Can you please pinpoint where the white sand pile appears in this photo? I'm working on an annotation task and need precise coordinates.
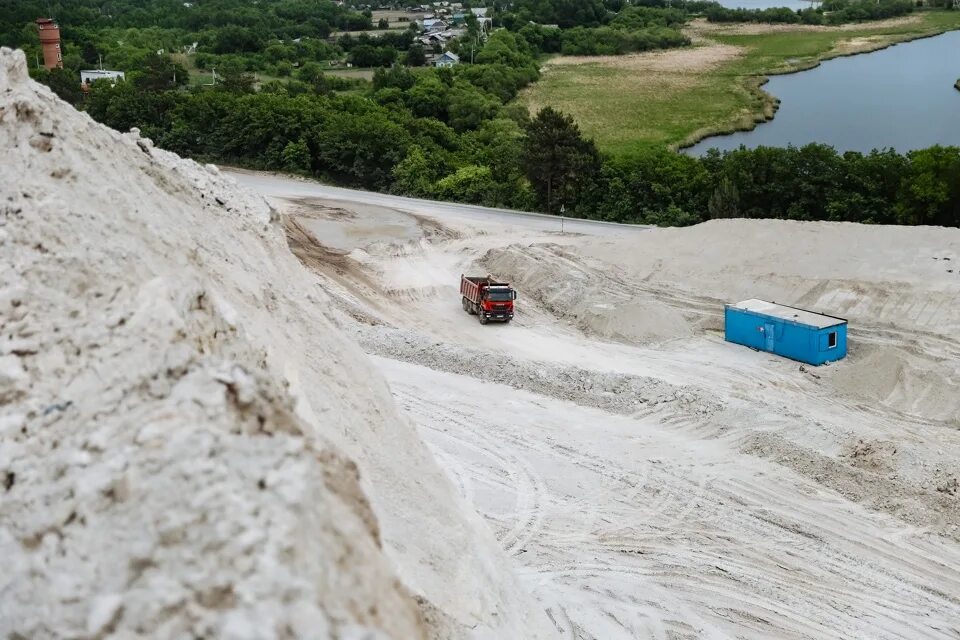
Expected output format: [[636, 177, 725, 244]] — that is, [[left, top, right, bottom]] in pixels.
[[0, 48, 551, 639], [830, 346, 960, 423], [576, 219, 960, 424], [483, 244, 691, 344], [581, 219, 960, 333]]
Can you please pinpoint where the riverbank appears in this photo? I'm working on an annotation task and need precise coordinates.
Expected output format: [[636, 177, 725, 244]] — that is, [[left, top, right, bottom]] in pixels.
[[518, 11, 960, 155]]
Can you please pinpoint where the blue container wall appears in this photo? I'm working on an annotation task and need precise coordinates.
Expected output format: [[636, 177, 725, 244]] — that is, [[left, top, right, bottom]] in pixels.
[[724, 307, 846, 366]]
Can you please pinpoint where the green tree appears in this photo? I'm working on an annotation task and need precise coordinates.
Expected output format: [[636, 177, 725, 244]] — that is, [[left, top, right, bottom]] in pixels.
[[281, 138, 312, 173], [34, 67, 84, 106], [217, 59, 256, 93], [211, 25, 265, 54], [315, 105, 413, 189], [392, 145, 437, 196], [522, 107, 601, 214], [708, 176, 740, 219], [434, 165, 496, 204], [298, 62, 325, 84], [349, 44, 396, 68], [373, 65, 416, 90], [404, 44, 427, 67], [80, 41, 100, 65], [405, 75, 449, 119], [459, 117, 533, 208], [447, 84, 500, 132], [133, 53, 188, 92], [583, 148, 709, 224], [897, 146, 960, 226], [85, 80, 178, 141]]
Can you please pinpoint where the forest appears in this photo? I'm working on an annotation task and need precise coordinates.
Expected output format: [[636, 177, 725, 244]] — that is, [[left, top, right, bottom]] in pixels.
[[2, 0, 958, 227], [703, 0, 918, 25]]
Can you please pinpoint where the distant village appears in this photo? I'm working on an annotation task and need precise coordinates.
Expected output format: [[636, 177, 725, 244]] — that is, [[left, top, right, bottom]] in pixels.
[[335, 3, 494, 68], [34, 3, 496, 91], [416, 6, 492, 66]]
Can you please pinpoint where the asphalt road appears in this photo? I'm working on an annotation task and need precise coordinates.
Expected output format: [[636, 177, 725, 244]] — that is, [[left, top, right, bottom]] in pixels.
[[226, 169, 650, 237]]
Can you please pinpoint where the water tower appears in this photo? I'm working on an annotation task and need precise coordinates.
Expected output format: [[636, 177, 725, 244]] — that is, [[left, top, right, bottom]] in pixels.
[[36, 18, 63, 70]]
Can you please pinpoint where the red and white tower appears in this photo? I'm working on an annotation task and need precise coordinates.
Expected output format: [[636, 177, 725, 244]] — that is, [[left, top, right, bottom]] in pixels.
[[36, 18, 63, 70]]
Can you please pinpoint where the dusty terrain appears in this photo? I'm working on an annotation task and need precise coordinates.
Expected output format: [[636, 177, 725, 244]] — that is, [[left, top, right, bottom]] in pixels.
[[4, 40, 960, 639], [0, 48, 552, 639], [684, 15, 923, 36], [232, 175, 960, 640], [542, 42, 744, 73]]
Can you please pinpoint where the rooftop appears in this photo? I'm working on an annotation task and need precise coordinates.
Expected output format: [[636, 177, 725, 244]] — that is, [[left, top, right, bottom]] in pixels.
[[729, 299, 846, 329]]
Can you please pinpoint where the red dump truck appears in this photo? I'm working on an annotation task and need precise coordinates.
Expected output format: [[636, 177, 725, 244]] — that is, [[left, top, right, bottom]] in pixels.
[[460, 274, 516, 324]]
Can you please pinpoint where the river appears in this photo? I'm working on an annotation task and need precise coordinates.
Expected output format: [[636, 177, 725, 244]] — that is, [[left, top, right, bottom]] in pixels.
[[686, 30, 960, 154]]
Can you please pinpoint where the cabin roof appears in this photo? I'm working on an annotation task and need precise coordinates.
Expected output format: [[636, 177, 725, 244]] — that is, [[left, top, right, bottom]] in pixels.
[[730, 299, 846, 329]]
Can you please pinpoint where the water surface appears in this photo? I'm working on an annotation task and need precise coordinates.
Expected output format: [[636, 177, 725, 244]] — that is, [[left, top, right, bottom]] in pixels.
[[687, 30, 960, 154]]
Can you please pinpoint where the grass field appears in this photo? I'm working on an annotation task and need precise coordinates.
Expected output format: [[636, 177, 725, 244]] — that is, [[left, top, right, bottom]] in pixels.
[[170, 52, 375, 86], [323, 67, 377, 81], [371, 9, 418, 29], [518, 11, 960, 155]]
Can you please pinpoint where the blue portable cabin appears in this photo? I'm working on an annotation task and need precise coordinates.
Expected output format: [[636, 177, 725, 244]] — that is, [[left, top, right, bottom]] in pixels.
[[724, 299, 847, 366]]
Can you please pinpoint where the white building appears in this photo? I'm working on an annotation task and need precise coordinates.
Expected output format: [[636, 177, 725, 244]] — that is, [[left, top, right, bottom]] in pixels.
[[80, 69, 125, 86]]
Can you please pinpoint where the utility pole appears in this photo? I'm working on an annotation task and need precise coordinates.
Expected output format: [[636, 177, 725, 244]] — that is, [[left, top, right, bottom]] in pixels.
[[560, 203, 565, 234]]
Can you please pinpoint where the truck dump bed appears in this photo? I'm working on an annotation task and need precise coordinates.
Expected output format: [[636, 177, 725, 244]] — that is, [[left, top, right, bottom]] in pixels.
[[460, 275, 512, 303]]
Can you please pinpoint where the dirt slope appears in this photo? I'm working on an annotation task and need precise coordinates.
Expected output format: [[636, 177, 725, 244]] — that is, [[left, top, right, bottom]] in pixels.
[[0, 48, 552, 639], [581, 218, 960, 333]]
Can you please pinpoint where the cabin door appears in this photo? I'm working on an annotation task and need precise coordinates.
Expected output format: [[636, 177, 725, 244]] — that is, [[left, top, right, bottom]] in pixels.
[[764, 323, 775, 352]]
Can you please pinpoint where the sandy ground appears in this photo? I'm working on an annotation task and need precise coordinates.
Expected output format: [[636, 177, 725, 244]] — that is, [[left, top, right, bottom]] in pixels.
[[684, 15, 922, 36], [12, 38, 957, 639], [543, 42, 743, 72], [254, 178, 960, 640], [1, 50, 555, 639]]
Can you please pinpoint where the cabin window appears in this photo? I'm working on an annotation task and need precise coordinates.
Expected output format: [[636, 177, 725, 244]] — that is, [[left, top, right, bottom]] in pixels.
[[828, 331, 837, 348]]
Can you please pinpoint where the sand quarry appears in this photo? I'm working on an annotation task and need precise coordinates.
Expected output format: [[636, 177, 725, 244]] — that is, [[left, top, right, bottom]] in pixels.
[[3, 46, 960, 639]]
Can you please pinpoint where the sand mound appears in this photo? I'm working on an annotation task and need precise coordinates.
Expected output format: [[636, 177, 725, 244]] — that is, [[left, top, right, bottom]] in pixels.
[[581, 219, 960, 333], [482, 244, 691, 344], [830, 346, 960, 423], [0, 48, 551, 639]]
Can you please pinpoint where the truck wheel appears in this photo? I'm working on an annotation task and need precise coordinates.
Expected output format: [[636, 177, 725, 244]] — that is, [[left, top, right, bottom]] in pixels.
[[479, 312, 488, 325], [462, 297, 470, 313]]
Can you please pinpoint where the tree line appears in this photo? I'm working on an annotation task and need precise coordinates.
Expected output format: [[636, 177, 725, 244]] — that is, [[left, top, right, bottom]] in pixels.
[[82, 63, 960, 228], [84, 30, 543, 207], [494, 0, 935, 30], [578, 138, 960, 227], [8, 0, 959, 228], [704, 0, 917, 25]]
